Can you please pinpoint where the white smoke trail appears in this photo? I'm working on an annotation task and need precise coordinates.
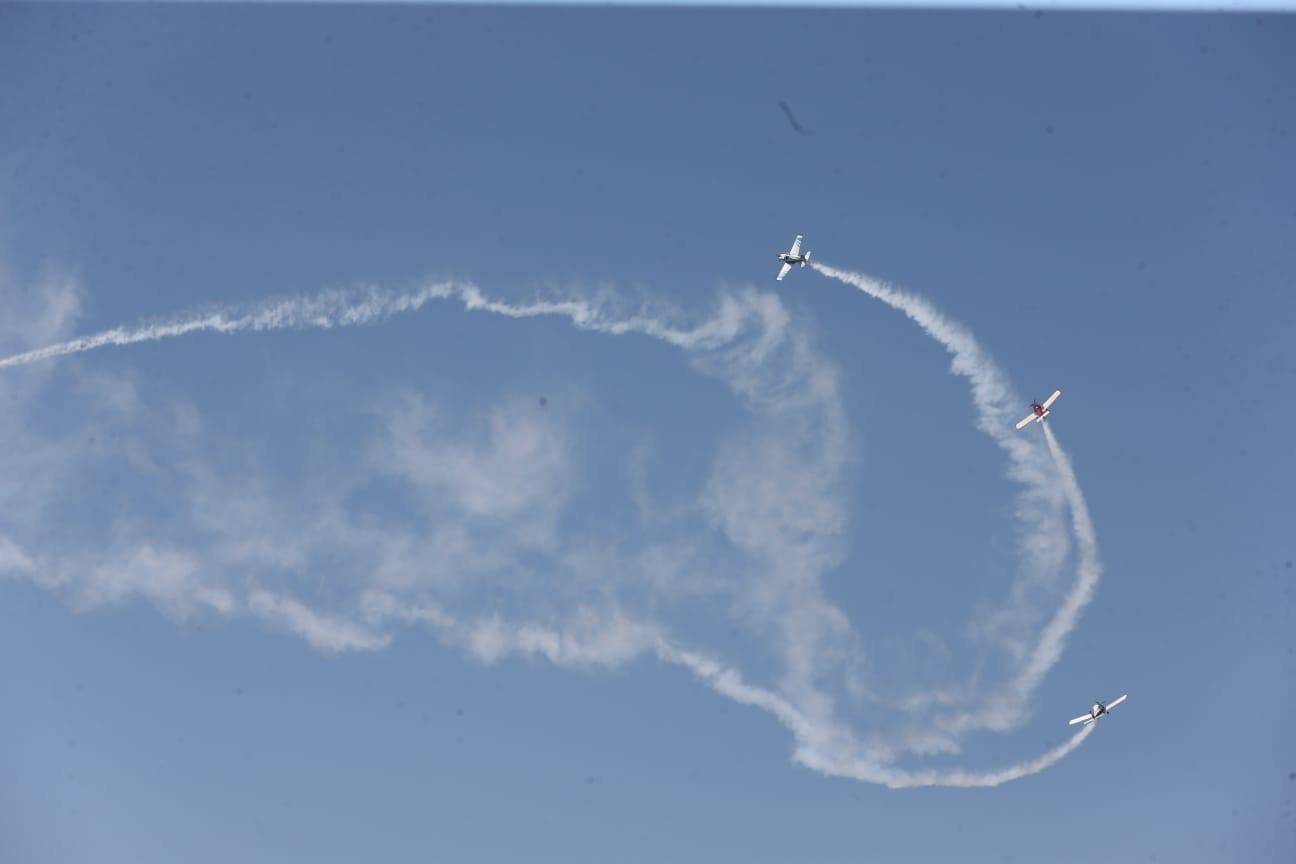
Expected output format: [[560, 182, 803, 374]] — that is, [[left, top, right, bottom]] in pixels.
[[809, 264, 1066, 721], [0, 283, 446, 370], [1032, 421, 1103, 692], [2, 267, 1099, 789], [809, 261, 1033, 449], [659, 635, 1097, 788], [810, 260, 1102, 782], [3, 276, 884, 780], [0, 280, 744, 372], [882, 723, 1096, 788]]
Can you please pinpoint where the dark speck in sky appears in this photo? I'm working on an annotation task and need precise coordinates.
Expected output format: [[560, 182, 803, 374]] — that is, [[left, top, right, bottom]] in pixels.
[[777, 100, 813, 136]]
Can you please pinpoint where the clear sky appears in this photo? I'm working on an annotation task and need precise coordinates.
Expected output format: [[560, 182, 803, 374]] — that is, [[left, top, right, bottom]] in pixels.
[[1, 4, 1294, 863]]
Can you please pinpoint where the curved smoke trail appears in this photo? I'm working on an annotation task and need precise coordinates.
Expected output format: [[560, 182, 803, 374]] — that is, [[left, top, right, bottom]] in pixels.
[[1, 267, 1102, 788], [0, 281, 747, 371], [1035, 421, 1103, 692], [809, 260, 1103, 784], [884, 723, 1096, 788]]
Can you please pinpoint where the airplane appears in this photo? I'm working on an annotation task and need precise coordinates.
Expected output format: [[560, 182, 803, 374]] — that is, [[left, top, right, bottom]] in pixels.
[[776, 234, 811, 281], [1068, 694, 1127, 726], [1014, 389, 1062, 430]]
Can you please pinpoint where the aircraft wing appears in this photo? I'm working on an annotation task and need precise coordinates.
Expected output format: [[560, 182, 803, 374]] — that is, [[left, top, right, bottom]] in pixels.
[[1042, 389, 1062, 410], [1106, 694, 1127, 710], [1068, 714, 1092, 726], [777, 262, 793, 281], [789, 234, 802, 256], [1014, 413, 1038, 430]]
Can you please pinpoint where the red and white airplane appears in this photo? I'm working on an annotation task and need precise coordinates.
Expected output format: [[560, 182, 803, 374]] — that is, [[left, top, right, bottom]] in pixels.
[[1014, 389, 1062, 430], [1069, 694, 1127, 727]]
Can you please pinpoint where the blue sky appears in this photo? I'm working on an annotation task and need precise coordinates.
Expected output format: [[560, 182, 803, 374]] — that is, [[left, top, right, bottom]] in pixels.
[[1, 4, 1294, 862]]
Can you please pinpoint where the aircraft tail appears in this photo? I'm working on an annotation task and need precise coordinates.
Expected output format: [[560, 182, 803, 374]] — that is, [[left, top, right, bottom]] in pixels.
[[803, 251, 812, 266]]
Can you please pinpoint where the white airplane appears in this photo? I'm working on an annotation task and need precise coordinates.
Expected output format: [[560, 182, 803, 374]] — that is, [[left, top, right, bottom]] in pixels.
[[776, 234, 811, 281], [1014, 389, 1062, 430], [1068, 694, 1127, 726]]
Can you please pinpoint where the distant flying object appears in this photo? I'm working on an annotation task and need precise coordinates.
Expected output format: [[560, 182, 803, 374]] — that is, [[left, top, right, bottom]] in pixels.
[[776, 235, 811, 281], [1014, 389, 1062, 430], [1068, 694, 1128, 726], [777, 100, 813, 136]]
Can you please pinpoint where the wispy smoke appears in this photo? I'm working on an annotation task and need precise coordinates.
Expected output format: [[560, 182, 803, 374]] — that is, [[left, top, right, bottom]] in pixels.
[[659, 635, 1097, 788], [883, 722, 1095, 788], [1032, 421, 1103, 695], [809, 260, 1102, 783], [0, 281, 748, 371], [2, 265, 1103, 789]]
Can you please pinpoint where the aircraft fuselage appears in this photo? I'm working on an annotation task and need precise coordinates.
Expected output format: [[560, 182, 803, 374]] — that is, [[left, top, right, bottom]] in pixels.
[[778, 253, 807, 265]]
